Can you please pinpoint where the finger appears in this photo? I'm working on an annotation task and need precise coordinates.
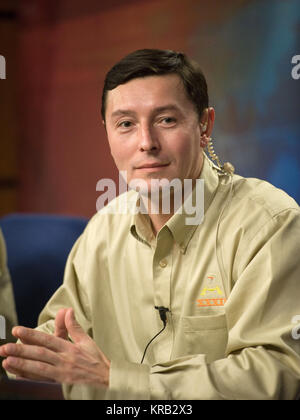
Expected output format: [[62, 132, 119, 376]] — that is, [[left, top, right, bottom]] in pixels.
[[65, 308, 87, 344], [2, 358, 54, 382], [0, 343, 59, 365], [55, 308, 70, 340], [12, 327, 68, 353], [0, 345, 7, 357], [3, 356, 58, 383]]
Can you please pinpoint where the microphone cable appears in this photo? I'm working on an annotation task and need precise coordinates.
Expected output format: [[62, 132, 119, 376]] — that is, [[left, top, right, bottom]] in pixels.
[[140, 306, 169, 364]]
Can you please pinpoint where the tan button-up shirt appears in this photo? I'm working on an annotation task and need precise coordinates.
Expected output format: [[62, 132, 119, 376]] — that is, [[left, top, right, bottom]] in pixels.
[[37, 153, 300, 400]]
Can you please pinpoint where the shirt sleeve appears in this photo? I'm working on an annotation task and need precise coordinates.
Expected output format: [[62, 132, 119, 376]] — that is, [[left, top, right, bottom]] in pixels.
[[37, 235, 92, 336], [36, 234, 109, 400], [108, 208, 300, 400]]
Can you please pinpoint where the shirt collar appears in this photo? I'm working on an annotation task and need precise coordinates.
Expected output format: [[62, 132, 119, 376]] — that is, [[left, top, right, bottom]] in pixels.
[[130, 152, 220, 251]]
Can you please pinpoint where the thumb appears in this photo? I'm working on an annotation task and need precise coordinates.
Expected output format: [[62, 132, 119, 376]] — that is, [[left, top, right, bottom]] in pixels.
[[55, 308, 69, 340], [65, 308, 87, 344]]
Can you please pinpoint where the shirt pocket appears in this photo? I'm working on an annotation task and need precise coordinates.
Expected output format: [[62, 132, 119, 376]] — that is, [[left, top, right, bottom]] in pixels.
[[175, 312, 228, 363]]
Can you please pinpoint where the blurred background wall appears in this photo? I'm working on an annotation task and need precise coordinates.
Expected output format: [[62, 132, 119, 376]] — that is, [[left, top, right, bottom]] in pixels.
[[0, 0, 299, 218]]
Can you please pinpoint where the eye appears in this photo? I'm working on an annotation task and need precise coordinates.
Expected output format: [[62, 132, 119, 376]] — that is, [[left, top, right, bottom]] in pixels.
[[119, 120, 132, 128], [159, 116, 177, 126], [116, 120, 134, 131]]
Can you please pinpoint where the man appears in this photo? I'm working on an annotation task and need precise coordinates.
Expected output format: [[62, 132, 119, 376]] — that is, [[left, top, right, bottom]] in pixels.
[[0, 229, 17, 378], [1, 49, 300, 400]]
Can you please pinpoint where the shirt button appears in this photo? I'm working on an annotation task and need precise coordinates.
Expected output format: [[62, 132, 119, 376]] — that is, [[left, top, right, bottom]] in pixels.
[[159, 259, 168, 268]]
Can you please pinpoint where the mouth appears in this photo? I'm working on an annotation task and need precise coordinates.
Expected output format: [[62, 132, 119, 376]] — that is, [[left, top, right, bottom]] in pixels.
[[135, 162, 170, 171]]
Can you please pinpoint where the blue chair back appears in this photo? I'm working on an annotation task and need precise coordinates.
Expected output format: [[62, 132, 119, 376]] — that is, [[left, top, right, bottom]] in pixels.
[[0, 213, 88, 328]]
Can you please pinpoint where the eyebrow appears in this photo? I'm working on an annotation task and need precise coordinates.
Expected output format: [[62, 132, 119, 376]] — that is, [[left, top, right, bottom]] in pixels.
[[110, 104, 181, 119]]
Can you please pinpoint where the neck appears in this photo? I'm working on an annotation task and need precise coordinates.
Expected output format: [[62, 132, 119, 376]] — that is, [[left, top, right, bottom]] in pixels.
[[141, 177, 202, 236], [149, 212, 173, 236], [139, 153, 205, 236]]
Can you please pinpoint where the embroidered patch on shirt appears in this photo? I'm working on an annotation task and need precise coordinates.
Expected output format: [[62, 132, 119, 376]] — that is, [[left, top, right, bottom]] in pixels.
[[197, 273, 226, 307], [197, 298, 227, 307], [200, 286, 223, 296]]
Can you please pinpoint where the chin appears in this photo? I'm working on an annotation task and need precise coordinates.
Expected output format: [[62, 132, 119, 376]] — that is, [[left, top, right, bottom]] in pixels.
[[127, 178, 151, 196], [129, 176, 184, 199]]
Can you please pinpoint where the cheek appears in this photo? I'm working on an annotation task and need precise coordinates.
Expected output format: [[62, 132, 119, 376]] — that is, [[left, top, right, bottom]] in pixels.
[[108, 136, 128, 167], [169, 132, 200, 161], [111, 150, 127, 170], [110, 145, 138, 178]]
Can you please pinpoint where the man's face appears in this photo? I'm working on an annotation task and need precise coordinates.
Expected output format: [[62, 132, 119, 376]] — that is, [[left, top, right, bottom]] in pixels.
[[104, 74, 204, 193]]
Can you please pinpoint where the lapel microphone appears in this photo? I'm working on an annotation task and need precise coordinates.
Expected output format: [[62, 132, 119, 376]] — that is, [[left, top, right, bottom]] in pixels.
[[140, 306, 170, 364], [154, 306, 169, 326]]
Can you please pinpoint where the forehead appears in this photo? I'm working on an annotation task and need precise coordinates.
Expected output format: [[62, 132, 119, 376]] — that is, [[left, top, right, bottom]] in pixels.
[[105, 74, 194, 117]]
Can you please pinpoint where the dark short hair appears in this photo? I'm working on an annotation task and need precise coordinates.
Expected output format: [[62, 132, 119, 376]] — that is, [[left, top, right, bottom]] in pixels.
[[101, 49, 209, 121]]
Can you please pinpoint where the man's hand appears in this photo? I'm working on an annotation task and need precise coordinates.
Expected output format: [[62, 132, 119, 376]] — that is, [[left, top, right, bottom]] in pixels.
[[0, 308, 110, 387]]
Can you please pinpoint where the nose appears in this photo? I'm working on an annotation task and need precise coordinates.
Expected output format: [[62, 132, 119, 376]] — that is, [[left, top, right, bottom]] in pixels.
[[138, 124, 160, 152]]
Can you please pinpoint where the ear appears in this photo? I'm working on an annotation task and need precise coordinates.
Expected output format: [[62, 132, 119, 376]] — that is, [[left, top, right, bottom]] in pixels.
[[200, 107, 215, 137], [199, 107, 215, 149], [206, 107, 215, 137]]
